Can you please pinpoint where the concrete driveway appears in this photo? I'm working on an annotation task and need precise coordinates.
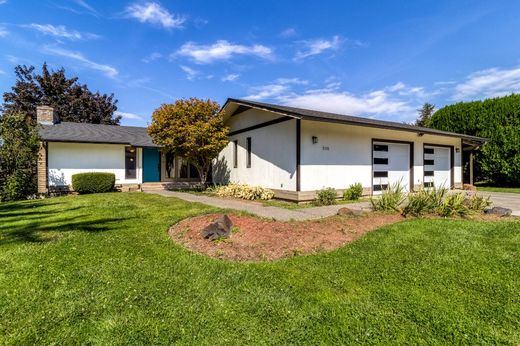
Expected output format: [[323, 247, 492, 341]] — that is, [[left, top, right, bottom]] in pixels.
[[480, 192, 520, 216]]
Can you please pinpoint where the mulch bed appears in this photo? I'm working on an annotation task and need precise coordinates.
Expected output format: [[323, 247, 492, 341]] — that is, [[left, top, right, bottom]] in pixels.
[[169, 212, 404, 261]]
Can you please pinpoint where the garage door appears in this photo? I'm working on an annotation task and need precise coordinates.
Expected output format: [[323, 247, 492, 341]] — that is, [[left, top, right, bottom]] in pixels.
[[372, 141, 410, 194], [423, 145, 451, 189]]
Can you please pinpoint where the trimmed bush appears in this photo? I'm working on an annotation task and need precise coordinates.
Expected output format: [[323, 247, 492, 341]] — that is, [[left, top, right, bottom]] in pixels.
[[314, 187, 338, 206], [343, 183, 363, 200], [71, 172, 115, 194], [370, 182, 406, 212], [209, 183, 274, 200]]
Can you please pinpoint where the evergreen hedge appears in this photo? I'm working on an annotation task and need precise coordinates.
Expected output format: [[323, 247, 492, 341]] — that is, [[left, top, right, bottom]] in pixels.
[[71, 172, 115, 194], [430, 94, 520, 186]]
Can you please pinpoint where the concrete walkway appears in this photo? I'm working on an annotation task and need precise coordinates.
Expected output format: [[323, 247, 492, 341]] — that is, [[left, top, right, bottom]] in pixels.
[[146, 190, 520, 220], [146, 190, 370, 221], [480, 192, 520, 216]]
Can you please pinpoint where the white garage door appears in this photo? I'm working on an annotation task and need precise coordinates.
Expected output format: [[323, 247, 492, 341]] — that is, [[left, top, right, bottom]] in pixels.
[[372, 141, 410, 194], [423, 146, 451, 189]]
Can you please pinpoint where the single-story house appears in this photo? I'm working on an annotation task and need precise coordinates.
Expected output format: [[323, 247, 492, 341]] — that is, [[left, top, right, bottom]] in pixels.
[[36, 106, 200, 193], [212, 99, 487, 201]]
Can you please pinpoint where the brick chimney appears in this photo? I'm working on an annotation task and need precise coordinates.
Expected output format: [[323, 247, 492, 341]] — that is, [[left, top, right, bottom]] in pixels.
[[36, 105, 59, 125]]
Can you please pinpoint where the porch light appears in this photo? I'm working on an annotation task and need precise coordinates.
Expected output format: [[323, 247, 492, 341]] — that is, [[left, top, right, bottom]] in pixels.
[[456, 147, 460, 153], [417, 132, 425, 137], [312, 136, 318, 144]]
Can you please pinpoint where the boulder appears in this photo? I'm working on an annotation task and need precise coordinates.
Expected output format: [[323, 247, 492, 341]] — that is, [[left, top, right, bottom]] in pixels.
[[201, 215, 233, 240], [337, 207, 364, 216], [484, 207, 512, 217]]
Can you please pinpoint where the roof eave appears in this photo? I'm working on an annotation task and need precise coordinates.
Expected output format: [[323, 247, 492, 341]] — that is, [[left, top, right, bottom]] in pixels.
[[225, 98, 489, 143]]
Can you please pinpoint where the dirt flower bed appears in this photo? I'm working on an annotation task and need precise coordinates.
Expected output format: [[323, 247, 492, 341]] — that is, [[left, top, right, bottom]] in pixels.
[[169, 213, 404, 261]]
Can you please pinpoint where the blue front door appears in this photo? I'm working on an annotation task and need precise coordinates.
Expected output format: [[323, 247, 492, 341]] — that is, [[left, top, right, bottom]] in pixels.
[[143, 148, 161, 182]]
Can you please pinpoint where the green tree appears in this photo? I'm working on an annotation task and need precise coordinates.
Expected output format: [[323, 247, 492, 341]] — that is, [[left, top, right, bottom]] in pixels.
[[415, 103, 435, 127], [148, 98, 229, 184], [430, 94, 520, 186], [0, 112, 40, 201], [2, 63, 120, 124]]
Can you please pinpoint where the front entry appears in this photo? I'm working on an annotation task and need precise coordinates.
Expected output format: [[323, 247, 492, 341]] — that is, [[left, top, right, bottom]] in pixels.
[[161, 151, 176, 181]]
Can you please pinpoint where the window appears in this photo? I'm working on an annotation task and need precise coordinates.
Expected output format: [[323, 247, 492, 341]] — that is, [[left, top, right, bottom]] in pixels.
[[373, 171, 388, 178], [233, 140, 238, 168], [424, 148, 434, 154], [424, 181, 434, 188], [125, 147, 137, 179], [424, 171, 434, 177], [373, 158, 388, 165], [424, 159, 434, 165], [373, 184, 388, 191], [246, 137, 252, 168], [373, 144, 388, 152]]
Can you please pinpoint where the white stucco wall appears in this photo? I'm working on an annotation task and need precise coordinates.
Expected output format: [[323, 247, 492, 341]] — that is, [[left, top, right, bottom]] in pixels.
[[300, 120, 462, 191], [214, 109, 297, 190], [47, 142, 143, 186], [216, 107, 463, 193]]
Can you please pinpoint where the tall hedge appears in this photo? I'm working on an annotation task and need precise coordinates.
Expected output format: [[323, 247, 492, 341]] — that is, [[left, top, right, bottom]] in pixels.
[[430, 94, 520, 186]]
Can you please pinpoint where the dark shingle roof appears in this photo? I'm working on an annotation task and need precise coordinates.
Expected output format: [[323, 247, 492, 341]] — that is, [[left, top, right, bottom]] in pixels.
[[224, 98, 487, 143], [39, 122, 160, 147]]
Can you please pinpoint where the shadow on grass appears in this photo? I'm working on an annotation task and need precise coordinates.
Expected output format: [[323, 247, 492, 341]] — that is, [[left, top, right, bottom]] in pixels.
[[0, 199, 134, 245]]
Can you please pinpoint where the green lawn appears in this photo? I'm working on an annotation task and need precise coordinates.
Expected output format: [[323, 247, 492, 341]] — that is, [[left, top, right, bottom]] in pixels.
[[475, 181, 520, 193], [1, 193, 519, 344]]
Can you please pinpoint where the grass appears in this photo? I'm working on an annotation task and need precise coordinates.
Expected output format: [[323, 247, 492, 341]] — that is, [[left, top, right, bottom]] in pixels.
[[1, 193, 519, 344], [476, 186, 520, 193]]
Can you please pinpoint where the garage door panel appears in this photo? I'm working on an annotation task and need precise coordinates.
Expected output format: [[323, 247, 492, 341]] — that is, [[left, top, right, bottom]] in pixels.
[[372, 141, 410, 194], [424, 146, 451, 189]]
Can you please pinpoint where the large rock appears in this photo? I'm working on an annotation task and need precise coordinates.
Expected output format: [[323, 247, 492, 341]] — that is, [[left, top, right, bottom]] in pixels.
[[201, 215, 233, 240], [484, 207, 512, 217]]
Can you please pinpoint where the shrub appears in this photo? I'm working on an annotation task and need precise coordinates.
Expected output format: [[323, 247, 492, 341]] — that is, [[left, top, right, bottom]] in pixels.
[[314, 187, 338, 206], [71, 172, 115, 194], [211, 183, 274, 200], [436, 193, 468, 217], [402, 187, 448, 216], [466, 193, 492, 211], [343, 183, 363, 200], [1, 173, 36, 202], [370, 182, 406, 212]]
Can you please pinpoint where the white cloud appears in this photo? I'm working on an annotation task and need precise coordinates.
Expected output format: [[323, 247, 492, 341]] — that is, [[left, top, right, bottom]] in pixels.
[[115, 111, 144, 121], [244, 78, 309, 100], [244, 79, 429, 122], [0, 26, 8, 37], [221, 73, 239, 82], [43, 45, 118, 78], [279, 90, 414, 118], [453, 66, 520, 100], [179, 65, 213, 81], [0, 0, 7, 4], [25, 24, 98, 40], [294, 35, 342, 60], [176, 40, 273, 64], [280, 27, 297, 38], [125, 2, 185, 29], [73, 0, 99, 16], [142, 52, 162, 63], [180, 65, 199, 80]]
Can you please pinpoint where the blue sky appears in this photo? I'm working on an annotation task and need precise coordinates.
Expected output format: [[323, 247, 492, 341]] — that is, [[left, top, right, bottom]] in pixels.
[[1, 0, 520, 126]]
